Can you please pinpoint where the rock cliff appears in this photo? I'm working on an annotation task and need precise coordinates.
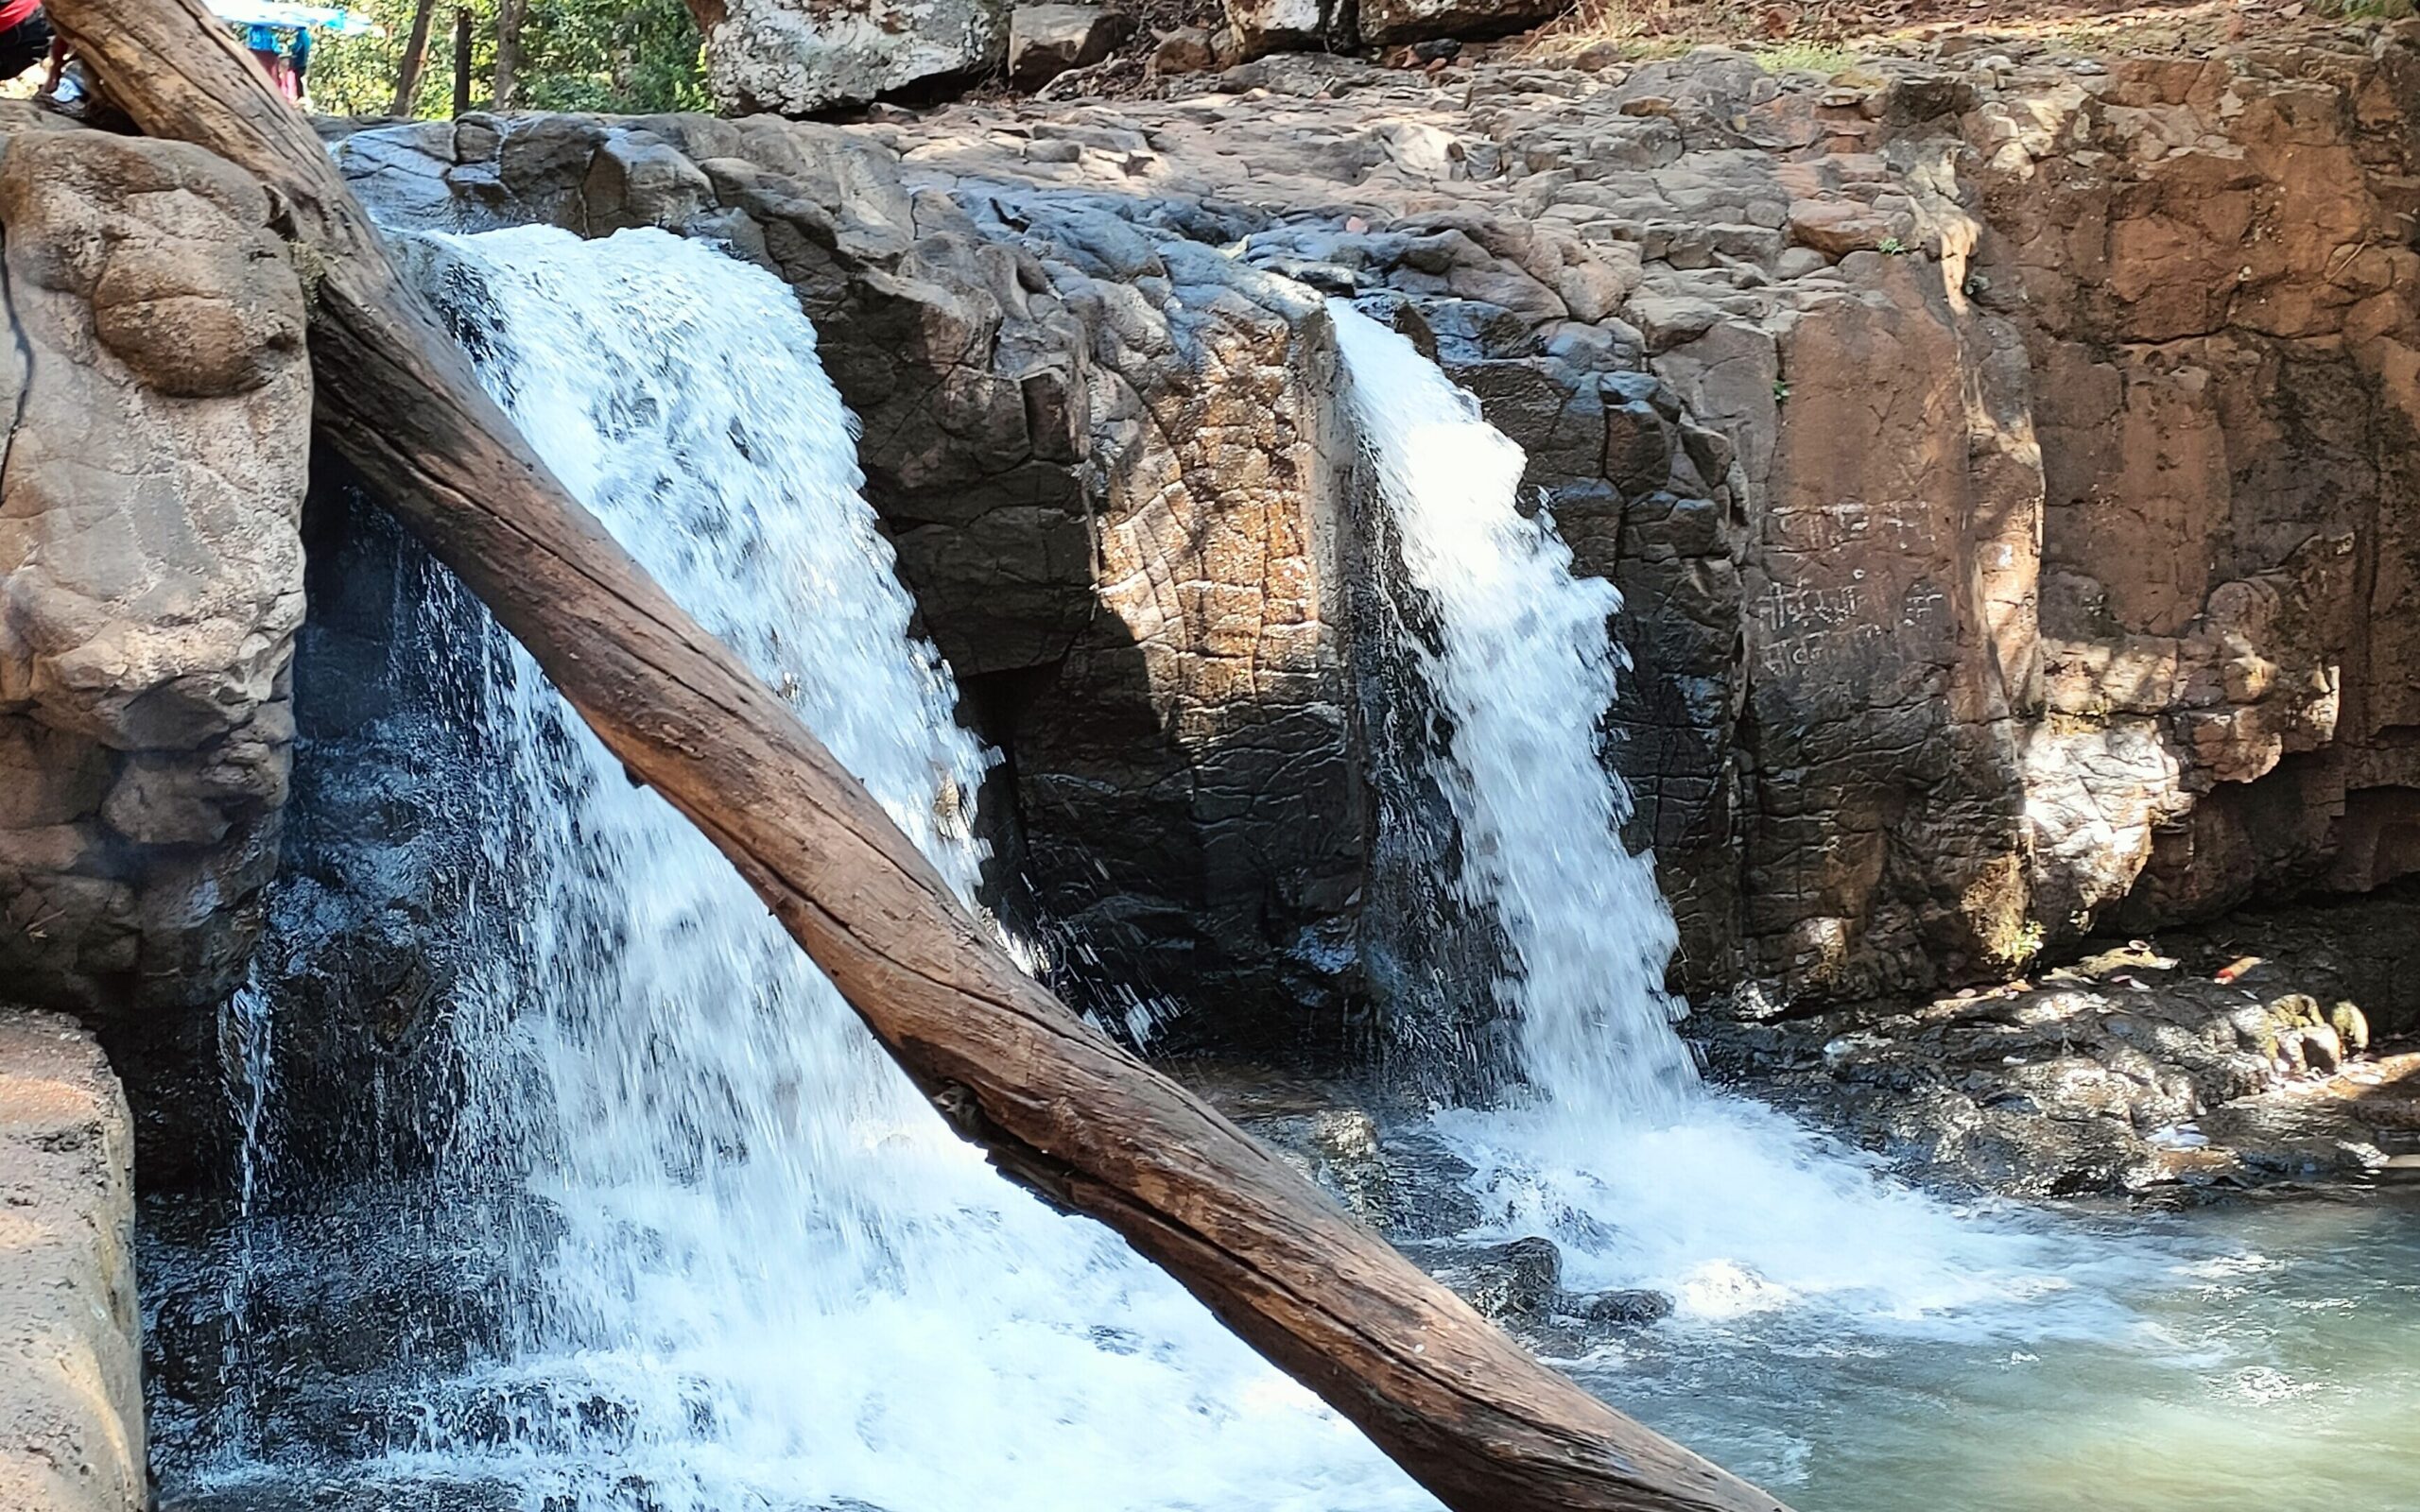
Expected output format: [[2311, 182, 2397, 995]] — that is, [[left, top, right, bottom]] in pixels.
[[334, 108, 1373, 1056], [0, 15, 2400, 1077], [0, 114, 308, 1034], [316, 17, 2420, 1058], [883, 26, 2420, 1017]]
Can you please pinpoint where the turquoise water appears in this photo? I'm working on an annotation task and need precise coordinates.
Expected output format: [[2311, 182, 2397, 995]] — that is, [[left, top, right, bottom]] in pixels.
[[1587, 1187, 2420, 1512]]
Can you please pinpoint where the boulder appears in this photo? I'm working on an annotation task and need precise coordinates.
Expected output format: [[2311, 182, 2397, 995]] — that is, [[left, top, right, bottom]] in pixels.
[[2330, 1001, 2370, 1055], [1009, 4, 1132, 90], [1150, 25, 1217, 75], [1577, 1288, 1677, 1325], [1457, 1236, 1563, 1320], [1219, 0, 1345, 57], [0, 126, 307, 1025], [703, 0, 1010, 112], [1785, 197, 1910, 257], [1357, 0, 1563, 46]]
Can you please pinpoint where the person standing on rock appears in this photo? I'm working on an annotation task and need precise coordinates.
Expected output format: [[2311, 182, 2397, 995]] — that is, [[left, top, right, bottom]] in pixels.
[[285, 22, 310, 105], [0, 0, 51, 81], [244, 20, 288, 94]]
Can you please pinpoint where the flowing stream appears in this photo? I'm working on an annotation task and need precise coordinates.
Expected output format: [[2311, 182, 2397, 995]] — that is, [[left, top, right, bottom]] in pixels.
[[148, 232, 2420, 1512]]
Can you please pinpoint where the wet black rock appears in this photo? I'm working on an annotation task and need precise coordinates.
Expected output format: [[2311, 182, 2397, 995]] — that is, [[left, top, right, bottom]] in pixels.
[[1455, 1236, 1562, 1321], [160, 1477, 520, 1512], [1184, 1063, 1486, 1238], [1573, 1287, 1675, 1325]]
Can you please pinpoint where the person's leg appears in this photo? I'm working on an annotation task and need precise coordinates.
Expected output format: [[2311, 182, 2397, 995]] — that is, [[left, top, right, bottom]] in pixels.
[[0, 12, 54, 79]]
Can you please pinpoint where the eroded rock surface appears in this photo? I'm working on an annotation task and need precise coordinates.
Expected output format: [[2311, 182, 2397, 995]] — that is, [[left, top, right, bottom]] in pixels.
[[860, 26, 2420, 1012], [700, 0, 1011, 112], [0, 118, 308, 1028], [0, 1010, 142, 1512]]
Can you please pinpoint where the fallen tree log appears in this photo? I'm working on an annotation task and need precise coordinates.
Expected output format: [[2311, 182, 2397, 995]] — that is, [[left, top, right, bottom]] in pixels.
[[44, 6, 1791, 1509]]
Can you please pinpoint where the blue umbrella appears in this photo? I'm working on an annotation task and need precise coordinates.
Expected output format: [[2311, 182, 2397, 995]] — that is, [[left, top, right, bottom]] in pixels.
[[207, 1, 378, 36]]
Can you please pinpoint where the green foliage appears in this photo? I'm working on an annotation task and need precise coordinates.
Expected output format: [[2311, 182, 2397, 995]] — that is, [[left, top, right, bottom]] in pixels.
[[301, 0, 706, 119], [1991, 919, 2046, 971], [516, 0, 712, 112], [1752, 42, 1856, 75], [2323, 0, 2416, 17]]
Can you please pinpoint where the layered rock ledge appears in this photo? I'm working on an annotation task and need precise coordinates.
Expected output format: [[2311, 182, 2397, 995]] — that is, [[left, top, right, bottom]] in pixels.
[[0, 1010, 143, 1512]]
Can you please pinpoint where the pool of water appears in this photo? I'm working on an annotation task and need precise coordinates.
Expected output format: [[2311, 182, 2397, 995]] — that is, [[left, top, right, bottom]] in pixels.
[[152, 1166, 2420, 1512], [1585, 1185, 2420, 1512]]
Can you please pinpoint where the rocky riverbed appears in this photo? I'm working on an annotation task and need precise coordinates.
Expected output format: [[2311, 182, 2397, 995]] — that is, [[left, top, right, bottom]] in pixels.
[[1703, 885, 2420, 1197], [1209, 885, 2420, 1237]]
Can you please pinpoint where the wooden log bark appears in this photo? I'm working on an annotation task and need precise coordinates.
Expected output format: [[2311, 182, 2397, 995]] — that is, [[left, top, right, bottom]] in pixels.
[[43, 5, 1793, 1510]]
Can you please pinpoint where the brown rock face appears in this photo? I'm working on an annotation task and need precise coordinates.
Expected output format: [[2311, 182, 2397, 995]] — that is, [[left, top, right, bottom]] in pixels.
[[1987, 55, 2420, 940], [0, 122, 307, 1025], [320, 23, 2420, 1054]]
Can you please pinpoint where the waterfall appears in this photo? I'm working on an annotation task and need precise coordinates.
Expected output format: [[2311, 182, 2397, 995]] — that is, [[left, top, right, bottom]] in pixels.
[[194, 226, 1430, 1512], [1325, 304, 1698, 1125], [165, 227, 2131, 1512], [1326, 301, 2112, 1331]]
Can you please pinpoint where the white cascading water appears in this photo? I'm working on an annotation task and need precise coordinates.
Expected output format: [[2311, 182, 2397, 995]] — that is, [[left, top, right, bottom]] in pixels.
[[355, 226, 1433, 1512], [1326, 302, 2121, 1331]]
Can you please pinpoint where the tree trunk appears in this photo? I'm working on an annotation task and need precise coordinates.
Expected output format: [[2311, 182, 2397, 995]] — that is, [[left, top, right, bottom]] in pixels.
[[42, 5, 1795, 1511], [493, 0, 528, 111], [450, 5, 472, 116], [389, 0, 439, 116]]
